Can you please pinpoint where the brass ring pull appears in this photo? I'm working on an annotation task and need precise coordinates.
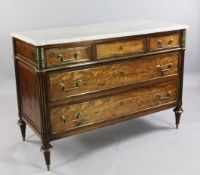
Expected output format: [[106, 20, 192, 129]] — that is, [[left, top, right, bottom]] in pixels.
[[60, 80, 81, 92], [75, 112, 83, 126], [156, 63, 173, 74], [156, 91, 172, 100], [61, 116, 66, 124]]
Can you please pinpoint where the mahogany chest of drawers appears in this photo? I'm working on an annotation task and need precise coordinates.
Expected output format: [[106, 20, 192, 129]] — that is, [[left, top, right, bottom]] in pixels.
[[11, 20, 188, 170]]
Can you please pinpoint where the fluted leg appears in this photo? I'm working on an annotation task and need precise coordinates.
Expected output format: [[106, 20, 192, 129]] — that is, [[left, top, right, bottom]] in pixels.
[[40, 143, 53, 171], [17, 119, 26, 141], [173, 107, 183, 129]]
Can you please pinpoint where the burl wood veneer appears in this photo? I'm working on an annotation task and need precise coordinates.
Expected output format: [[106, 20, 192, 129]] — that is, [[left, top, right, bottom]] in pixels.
[[11, 20, 188, 170]]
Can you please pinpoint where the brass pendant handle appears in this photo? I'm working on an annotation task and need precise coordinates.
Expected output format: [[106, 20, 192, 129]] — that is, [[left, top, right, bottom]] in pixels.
[[168, 38, 174, 44], [158, 39, 163, 45], [58, 51, 80, 63], [75, 112, 83, 126], [60, 80, 81, 92], [61, 116, 66, 124], [156, 63, 173, 74], [156, 91, 172, 101], [74, 51, 80, 59]]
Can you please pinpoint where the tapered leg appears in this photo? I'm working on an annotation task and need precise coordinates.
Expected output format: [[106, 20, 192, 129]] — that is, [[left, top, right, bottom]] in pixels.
[[40, 143, 53, 171], [17, 119, 26, 141], [173, 107, 183, 129]]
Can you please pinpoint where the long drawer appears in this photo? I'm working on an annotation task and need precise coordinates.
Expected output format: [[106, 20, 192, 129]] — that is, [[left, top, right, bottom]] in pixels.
[[48, 52, 180, 101], [51, 81, 177, 134]]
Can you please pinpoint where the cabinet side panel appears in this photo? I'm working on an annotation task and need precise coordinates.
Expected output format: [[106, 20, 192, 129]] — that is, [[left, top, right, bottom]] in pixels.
[[14, 39, 36, 64], [17, 61, 41, 133]]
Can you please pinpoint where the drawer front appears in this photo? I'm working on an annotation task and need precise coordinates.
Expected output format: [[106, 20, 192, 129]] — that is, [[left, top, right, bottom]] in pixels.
[[51, 81, 177, 134], [45, 46, 90, 67], [96, 38, 145, 59], [48, 52, 180, 100], [149, 33, 180, 51]]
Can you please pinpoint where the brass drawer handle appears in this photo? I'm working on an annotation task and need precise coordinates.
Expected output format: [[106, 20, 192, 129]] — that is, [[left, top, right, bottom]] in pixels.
[[156, 91, 172, 100], [61, 116, 66, 124], [75, 112, 83, 126], [57, 51, 80, 63], [158, 39, 163, 45], [74, 51, 80, 59], [156, 63, 173, 74], [157, 40, 166, 49], [60, 80, 81, 92], [168, 38, 174, 44], [157, 38, 174, 48], [57, 54, 74, 62]]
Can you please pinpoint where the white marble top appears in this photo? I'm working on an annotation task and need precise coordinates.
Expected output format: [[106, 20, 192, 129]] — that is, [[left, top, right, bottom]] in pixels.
[[11, 19, 188, 46]]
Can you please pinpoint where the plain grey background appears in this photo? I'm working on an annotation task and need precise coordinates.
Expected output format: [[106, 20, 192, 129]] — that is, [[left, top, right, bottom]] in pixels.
[[0, 0, 200, 175]]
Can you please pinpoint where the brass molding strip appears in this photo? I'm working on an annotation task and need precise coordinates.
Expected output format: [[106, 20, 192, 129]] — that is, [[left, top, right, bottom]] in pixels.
[[36, 47, 45, 70]]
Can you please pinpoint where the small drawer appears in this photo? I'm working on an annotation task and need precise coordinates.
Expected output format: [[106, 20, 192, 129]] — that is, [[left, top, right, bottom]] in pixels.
[[149, 32, 180, 51], [96, 38, 145, 59], [51, 81, 177, 134], [48, 52, 180, 101], [45, 46, 91, 67]]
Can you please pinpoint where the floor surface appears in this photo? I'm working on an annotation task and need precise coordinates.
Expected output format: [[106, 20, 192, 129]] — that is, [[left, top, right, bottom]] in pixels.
[[0, 73, 200, 175]]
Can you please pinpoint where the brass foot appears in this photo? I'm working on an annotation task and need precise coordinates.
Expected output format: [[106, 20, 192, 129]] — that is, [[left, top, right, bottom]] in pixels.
[[40, 145, 53, 153], [47, 164, 50, 171], [40, 144, 53, 171], [173, 107, 183, 129], [17, 119, 26, 141]]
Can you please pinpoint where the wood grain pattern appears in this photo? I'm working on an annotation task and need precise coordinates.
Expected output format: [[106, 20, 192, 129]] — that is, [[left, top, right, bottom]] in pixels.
[[48, 52, 180, 100], [15, 39, 36, 64], [96, 38, 145, 59], [45, 45, 91, 67], [149, 33, 180, 51], [17, 62, 41, 133], [51, 81, 177, 134]]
